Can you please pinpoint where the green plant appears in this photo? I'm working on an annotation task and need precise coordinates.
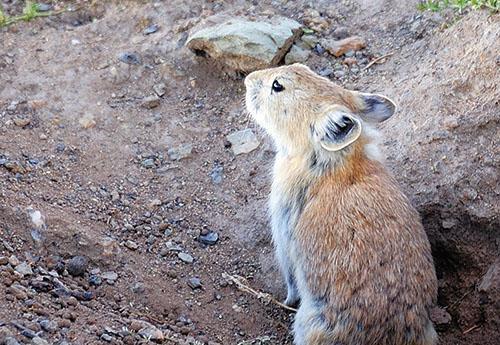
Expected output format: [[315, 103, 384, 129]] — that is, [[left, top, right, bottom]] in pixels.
[[0, 6, 6, 26], [417, 0, 499, 12], [0, 1, 70, 28]]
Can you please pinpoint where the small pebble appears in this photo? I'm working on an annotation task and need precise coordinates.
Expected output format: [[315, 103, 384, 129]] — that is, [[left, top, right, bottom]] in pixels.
[[37, 4, 52, 12], [314, 43, 325, 55], [345, 50, 355, 58], [318, 66, 334, 77], [4, 337, 21, 345], [13, 118, 31, 127], [141, 158, 155, 168], [100, 334, 113, 342], [138, 327, 164, 341], [153, 83, 166, 97], [198, 231, 219, 245], [144, 24, 159, 35], [66, 296, 78, 306], [187, 277, 202, 290], [125, 240, 139, 250], [88, 275, 102, 286], [118, 52, 141, 65], [55, 143, 66, 153], [168, 144, 193, 161], [9, 255, 20, 266], [178, 252, 194, 264], [101, 271, 118, 284], [333, 70, 345, 78], [332, 26, 349, 39], [141, 95, 160, 109], [15, 262, 33, 276], [131, 282, 145, 294], [39, 320, 58, 333], [210, 163, 224, 184], [66, 256, 88, 277]]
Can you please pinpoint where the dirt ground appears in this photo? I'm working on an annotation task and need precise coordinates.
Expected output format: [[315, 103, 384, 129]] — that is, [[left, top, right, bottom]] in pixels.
[[0, 1, 498, 344]]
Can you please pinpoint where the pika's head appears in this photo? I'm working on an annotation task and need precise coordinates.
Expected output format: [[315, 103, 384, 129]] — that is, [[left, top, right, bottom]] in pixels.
[[245, 64, 395, 159]]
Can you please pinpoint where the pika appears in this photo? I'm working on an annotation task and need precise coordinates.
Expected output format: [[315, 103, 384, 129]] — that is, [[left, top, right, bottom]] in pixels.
[[245, 64, 438, 345]]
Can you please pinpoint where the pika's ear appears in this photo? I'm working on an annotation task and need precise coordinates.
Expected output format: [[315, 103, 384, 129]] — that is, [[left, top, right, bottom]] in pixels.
[[313, 112, 362, 152], [356, 92, 396, 123]]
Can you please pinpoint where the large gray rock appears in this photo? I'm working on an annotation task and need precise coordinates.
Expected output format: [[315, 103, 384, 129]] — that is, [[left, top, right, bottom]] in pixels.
[[186, 16, 302, 73]]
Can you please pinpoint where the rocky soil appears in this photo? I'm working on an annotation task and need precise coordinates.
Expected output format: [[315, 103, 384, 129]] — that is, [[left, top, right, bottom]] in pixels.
[[0, 1, 498, 344]]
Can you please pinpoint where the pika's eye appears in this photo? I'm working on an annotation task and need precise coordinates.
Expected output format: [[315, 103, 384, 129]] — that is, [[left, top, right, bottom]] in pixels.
[[272, 80, 284, 93]]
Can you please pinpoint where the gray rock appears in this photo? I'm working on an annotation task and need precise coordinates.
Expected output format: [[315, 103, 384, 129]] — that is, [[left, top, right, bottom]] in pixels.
[[101, 271, 118, 284], [36, 4, 52, 12], [125, 240, 139, 250], [332, 26, 349, 39], [168, 144, 193, 161], [226, 129, 260, 155], [144, 24, 159, 35], [141, 96, 160, 109], [198, 231, 219, 245], [344, 50, 355, 58], [141, 158, 155, 168], [153, 83, 166, 97], [4, 337, 21, 345], [318, 66, 334, 77], [300, 34, 318, 48], [32, 337, 49, 345], [39, 319, 58, 333], [9, 255, 20, 266], [333, 70, 345, 79], [314, 43, 325, 55], [285, 45, 310, 64], [187, 277, 202, 290], [0, 256, 8, 265], [118, 52, 141, 65], [15, 262, 33, 276], [178, 252, 194, 264], [131, 282, 145, 294], [55, 143, 66, 153], [162, 241, 182, 253], [138, 327, 164, 341], [88, 275, 102, 286], [186, 16, 302, 72], [100, 334, 113, 342], [67, 256, 87, 277], [210, 163, 224, 184]]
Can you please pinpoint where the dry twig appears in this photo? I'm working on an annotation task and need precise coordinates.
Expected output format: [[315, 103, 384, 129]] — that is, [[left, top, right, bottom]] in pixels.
[[363, 52, 395, 70], [222, 272, 297, 313], [463, 325, 480, 334]]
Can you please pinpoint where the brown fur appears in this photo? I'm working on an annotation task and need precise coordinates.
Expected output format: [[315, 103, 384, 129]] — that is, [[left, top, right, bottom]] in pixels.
[[296, 142, 437, 344]]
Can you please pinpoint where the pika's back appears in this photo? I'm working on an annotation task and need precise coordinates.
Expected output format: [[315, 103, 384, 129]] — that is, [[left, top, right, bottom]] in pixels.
[[293, 150, 437, 344]]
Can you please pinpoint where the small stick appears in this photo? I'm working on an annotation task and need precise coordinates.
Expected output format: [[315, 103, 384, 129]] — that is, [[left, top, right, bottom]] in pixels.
[[445, 289, 473, 310], [363, 52, 395, 70], [222, 272, 298, 313], [463, 325, 480, 334]]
